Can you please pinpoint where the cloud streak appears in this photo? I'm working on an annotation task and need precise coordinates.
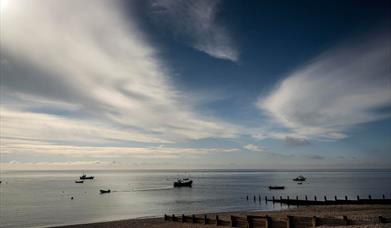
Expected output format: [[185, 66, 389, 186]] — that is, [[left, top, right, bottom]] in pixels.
[[257, 34, 391, 140], [149, 0, 239, 61], [0, 0, 239, 154]]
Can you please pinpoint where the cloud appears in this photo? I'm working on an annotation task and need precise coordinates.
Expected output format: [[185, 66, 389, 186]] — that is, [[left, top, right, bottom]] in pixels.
[[0, 0, 239, 154], [257, 33, 391, 140], [306, 154, 325, 160], [243, 144, 267, 153], [285, 136, 310, 146], [149, 0, 239, 61]]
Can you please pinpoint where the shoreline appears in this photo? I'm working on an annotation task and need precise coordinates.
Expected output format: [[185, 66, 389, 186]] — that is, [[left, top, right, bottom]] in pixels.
[[50, 204, 391, 228]]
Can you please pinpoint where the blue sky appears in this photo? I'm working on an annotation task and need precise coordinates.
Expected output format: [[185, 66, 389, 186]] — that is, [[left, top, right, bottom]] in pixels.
[[0, 0, 390, 170]]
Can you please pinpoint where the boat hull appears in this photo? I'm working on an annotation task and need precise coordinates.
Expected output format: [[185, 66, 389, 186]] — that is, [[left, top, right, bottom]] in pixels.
[[173, 180, 193, 187]]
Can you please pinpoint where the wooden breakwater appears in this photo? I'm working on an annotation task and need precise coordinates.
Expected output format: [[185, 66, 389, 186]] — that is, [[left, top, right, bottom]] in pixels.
[[263, 194, 391, 205], [164, 214, 391, 228]]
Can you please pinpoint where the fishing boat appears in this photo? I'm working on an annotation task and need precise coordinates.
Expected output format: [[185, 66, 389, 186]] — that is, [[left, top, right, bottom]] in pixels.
[[100, 189, 111, 194], [173, 178, 193, 187], [293, 175, 306, 181], [80, 173, 94, 180], [268, 186, 285, 190], [75, 180, 84, 183]]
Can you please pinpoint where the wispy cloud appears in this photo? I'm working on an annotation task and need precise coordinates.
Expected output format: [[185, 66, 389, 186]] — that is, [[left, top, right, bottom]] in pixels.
[[243, 144, 267, 153], [0, 0, 239, 156], [149, 0, 239, 61], [257, 34, 391, 140]]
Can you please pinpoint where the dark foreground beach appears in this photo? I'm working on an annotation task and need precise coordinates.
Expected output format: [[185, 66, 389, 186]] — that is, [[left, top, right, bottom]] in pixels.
[[52, 205, 391, 228]]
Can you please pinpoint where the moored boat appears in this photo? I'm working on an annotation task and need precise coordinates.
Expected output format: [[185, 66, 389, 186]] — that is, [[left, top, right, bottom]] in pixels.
[[268, 186, 285, 190], [293, 175, 306, 181], [80, 173, 94, 180], [75, 180, 84, 183], [173, 178, 193, 187], [100, 189, 111, 194]]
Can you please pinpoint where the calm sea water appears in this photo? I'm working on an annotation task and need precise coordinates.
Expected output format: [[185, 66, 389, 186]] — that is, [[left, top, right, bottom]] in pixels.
[[0, 170, 390, 228]]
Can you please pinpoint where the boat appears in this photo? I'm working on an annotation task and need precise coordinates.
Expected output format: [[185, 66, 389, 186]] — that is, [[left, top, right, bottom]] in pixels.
[[80, 173, 94, 180], [173, 178, 193, 187], [100, 189, 111, 194], [297, 182, 303, 185], [268, 186, 285, 190], [293, 175, 306, 181], [75, 180, 84, 183]]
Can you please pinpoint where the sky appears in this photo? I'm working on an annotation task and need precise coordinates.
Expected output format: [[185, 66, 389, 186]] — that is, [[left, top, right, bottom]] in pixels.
[[0, 0, 390, 170]]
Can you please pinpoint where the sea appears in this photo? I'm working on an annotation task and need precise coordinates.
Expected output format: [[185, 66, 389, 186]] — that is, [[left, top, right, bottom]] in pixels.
[[0, 170, 390, 228]]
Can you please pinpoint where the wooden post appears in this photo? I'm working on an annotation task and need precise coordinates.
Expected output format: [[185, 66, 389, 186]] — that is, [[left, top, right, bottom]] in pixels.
[[357, 195, 360, 201], [172, 214, 175, 221], [265, 215, 271, 228], [254, 195, 256, 201], [272, 196, 275, 201], [368, 194, 372, 200], [314, 196, 317, 201], [247, 195, 249, 200], [230, 215, 235, 227], [305, 195, 308, 201], [164, 214, 167, 221], [192, 214, 195, 223], [265, 196, 268, 201], [216, 215, 220, 226], [296, 196, 298, 200], [343, 216, 349, 225], [204, 214, 207, 224], [182, 214, 185, 223], [312, 216, 318, 228], [287, 215, 293, 228], [247, 215, 253, 228], [280, 196, 282, 200], [379, 216, 385, 223], [324, 196, 327, 201], [382, 194, 385, 200], [345, 195, 348, 201], [335, 196, 337, 201]]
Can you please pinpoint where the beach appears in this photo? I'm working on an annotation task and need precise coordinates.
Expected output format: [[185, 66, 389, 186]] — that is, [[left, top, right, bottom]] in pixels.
[[53, 204, 391, 228]]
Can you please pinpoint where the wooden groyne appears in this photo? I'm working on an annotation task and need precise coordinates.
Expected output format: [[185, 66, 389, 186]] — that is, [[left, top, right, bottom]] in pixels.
[[164, 213, 391, 228], [263, 194, 391, 205]]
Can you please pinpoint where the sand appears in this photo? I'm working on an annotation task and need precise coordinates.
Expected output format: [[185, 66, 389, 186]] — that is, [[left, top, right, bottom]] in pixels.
[[51, 204, 391, 228]]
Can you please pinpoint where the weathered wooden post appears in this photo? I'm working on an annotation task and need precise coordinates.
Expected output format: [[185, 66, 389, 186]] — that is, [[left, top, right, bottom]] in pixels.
[[343, 216, 350, 225], [296, 196, 298, 200], [312, 216, 318, 228], [230, 215, 235, 227], [254, 195, 256, 201], [216, 215, 220, 226], [247, 195, 249, 201], [259, 194, 261, 201], [247, 215, 253, 228], [324, 196, 327, 201], [172, 214, 175, 221], [287, 215, 293, 228], [204, 214, 207, 224], [305, 195, 308, 201], [280, 196, 283, 200], [192, 214, 195, 223], [335, 196, 337, 201], [287, 196, 290, 200], [265, 215, 271, 228], [164, 214, 167, 221], [182, 214, 185, 223], [272, 196, 275, 201], [314, 196, 317, 201], [265, 196, 268, 201], [345, 195, 348, 201], [369, 194, 372, 200], [382, 194, 385, 200], [357, 195, 360, 201]]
